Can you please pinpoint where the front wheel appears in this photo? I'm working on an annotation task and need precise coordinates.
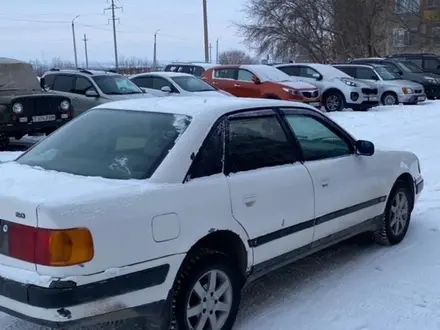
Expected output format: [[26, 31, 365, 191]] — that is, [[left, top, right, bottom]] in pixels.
[[323, 92, 344, 112], [381, 92, 399, 105], [172, 250, 242, 330], [374, 181, 412, 245]]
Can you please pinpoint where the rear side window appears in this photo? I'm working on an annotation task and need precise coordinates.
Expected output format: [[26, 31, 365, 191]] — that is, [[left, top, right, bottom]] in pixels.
[[214, 69, 236, 79], [193, 66, 204, 77], [278, 66, 300, 76], [424, 58, 440, 70], [177, 66, 194, 74], [43, 74, 56, 89], [52, 75, 75, 92], [226, 112, 296, 173]]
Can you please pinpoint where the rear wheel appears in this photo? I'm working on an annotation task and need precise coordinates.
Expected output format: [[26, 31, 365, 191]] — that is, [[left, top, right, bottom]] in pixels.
[[374, 181, 412, 246], [172, 250, 242, 330]]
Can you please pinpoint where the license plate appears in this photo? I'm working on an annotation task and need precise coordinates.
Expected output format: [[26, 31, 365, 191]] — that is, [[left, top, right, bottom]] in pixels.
[[418, 96, 426, 101], [368, 96, 378, 101], [308, 102, 321, 107], [32, 115, 56, 122]]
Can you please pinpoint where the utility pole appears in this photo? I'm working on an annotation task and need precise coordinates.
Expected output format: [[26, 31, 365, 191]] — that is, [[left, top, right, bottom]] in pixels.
[[202, 0, 209, 63], [104, 0, 122, 71], [83, 34, 89, 69], [153, 29, 159, 70], [209, 42, 212, 63], [216, 38, 219, 64], [71, 15, 80, 68]]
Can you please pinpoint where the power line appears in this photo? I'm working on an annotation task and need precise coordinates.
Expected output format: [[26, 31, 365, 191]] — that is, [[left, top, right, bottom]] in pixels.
[[104, 0, 122, 70]]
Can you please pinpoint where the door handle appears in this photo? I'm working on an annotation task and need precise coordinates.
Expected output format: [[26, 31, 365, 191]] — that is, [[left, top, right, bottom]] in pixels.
[[321, 179, 329, 187], [243, 195, 256, 207], [234, 84, 241, 87]]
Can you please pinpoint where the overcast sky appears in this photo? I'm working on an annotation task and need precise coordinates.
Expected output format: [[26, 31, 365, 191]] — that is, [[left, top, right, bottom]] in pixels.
[[1, 0, 250, 66]]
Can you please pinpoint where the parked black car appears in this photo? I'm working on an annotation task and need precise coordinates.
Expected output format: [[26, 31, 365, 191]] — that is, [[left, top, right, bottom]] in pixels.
[[349, 57, 440, 99], [0, 58, 73, 149], [386, 53, 440, 75]]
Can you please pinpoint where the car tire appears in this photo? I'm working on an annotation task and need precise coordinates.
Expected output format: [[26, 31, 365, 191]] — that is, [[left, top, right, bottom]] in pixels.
[[381, 92, 398, 105], [374, 181, 412, 246], [171, 249, 243, 330], [323, 92, 344, 112]]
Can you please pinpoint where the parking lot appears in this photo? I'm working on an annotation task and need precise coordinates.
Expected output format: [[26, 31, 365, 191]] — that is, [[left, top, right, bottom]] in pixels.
[[0, 101, 437, 330]]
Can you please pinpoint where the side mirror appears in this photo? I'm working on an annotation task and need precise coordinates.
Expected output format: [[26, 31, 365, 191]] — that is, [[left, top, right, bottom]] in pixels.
[[312, 73, 322, 80], [371, 75, 379, 80], [355, 140, 375, 156], [161, 86, 172, 93], [252, 76, 261, 84], [85, 89, 99, 97], [40, 77, 46, 89]]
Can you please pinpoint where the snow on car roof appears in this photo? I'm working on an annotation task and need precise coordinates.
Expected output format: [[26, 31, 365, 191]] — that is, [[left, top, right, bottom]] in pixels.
[[95, 96, 317, 120], [130, 71, 193, 79]]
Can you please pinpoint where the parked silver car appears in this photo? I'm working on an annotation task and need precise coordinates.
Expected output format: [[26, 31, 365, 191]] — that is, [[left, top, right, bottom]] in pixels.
[[275, 63, 379, 111], [41, 69, 154, 117], [333, 64, 426, 105], [129, 72, 233, 97]]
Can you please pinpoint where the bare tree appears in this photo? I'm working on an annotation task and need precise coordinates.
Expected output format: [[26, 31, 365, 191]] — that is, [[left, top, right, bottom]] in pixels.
[[218, 50, 255, 64]]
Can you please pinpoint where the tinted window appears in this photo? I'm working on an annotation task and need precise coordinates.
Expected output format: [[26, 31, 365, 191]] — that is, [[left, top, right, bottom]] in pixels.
[[278, 66, 300, 76], [227, 113, 295, 173], [334, 66, 356, 77], [43, 74, 56, 89], [214, 69, 236, 79], [406, 58, 423, 68], [189, 121, 224, 179], [284, 114, 351, 161], [356, 67, 377, 79], [17, 109, 191, 180], [52, 75, 75, 92], [92, 75, 142, 95], [172, 76, 215, 92], [72, 76, 95, 95], [131, 77, 154, 89], [177, 66, 194, 74], [164, 65, 177, 72], [237, 69, 254, 82], [193, 67, 204, 77], [152, 77, 173, 90], [424, 58, 440, 70]]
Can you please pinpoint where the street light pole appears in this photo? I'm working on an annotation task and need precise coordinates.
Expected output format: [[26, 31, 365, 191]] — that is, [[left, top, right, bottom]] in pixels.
[[202, 0, 209, 63], [153, 29, 160, 70], [71, 15, 80, 68]]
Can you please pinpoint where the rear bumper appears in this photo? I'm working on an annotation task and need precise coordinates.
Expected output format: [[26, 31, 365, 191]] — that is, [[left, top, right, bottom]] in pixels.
[[0, 261, 175, 329]]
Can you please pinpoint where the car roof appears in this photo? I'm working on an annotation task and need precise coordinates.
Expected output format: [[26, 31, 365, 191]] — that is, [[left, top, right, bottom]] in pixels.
[[131, 71, 193, 79], [43, 69, 119, 77], [166, 62, 217, 69], [94, 96, 318, 119], [334, 63, 383, 68]]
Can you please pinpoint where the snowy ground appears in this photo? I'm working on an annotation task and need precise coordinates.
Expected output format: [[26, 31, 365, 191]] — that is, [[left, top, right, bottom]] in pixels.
[[0, 101, 440, 329]]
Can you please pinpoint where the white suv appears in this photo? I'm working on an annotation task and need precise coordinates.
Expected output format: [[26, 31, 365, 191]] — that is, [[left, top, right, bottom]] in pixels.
[[275, 63, 380, 111], [0, 97, 423, 330]]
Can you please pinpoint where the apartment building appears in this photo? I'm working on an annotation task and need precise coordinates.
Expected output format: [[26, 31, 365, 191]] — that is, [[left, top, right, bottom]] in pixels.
[[388, 0, 440, 54]]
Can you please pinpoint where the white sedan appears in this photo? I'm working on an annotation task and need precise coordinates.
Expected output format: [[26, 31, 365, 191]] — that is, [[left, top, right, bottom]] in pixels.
[[0, 97, 423, 330], [130, 71, 233, 97]]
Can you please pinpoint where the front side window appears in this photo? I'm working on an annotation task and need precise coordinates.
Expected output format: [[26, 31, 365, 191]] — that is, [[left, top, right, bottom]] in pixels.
[[171, 76, 216, 92], [131, 76, 154, 89], [299, 66, 320, 78], [72, 76, 95, 95], [227, 112, 296, 173], [374, 66, 400, 80], [424, 58, 440, 70], [92, 75, 143, 95], [284, 114, 352, 161], [356, 67, 378, 80], [17, 109, 191, 180], [277, 66, 300, 76], [237, 69, 254, 82]]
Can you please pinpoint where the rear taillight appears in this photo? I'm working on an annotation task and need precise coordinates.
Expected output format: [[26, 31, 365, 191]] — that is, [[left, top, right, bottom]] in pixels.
[[8, 222, 94, 266]]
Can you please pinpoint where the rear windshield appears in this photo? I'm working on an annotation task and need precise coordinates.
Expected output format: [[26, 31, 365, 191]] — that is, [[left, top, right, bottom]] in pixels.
[[17, 109, 191, 180]]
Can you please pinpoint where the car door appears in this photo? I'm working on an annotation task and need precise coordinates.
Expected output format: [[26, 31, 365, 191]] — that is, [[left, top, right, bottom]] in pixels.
[[355, 67, 380, 84], [70, 75, 100, 116], [224, 108, 315, 265], [280, 108, 385, 240], [233, 69, 261, 98], [211, 68, 238, 95], [296, 66, 325, 91], [152, 77, 179, 95]]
